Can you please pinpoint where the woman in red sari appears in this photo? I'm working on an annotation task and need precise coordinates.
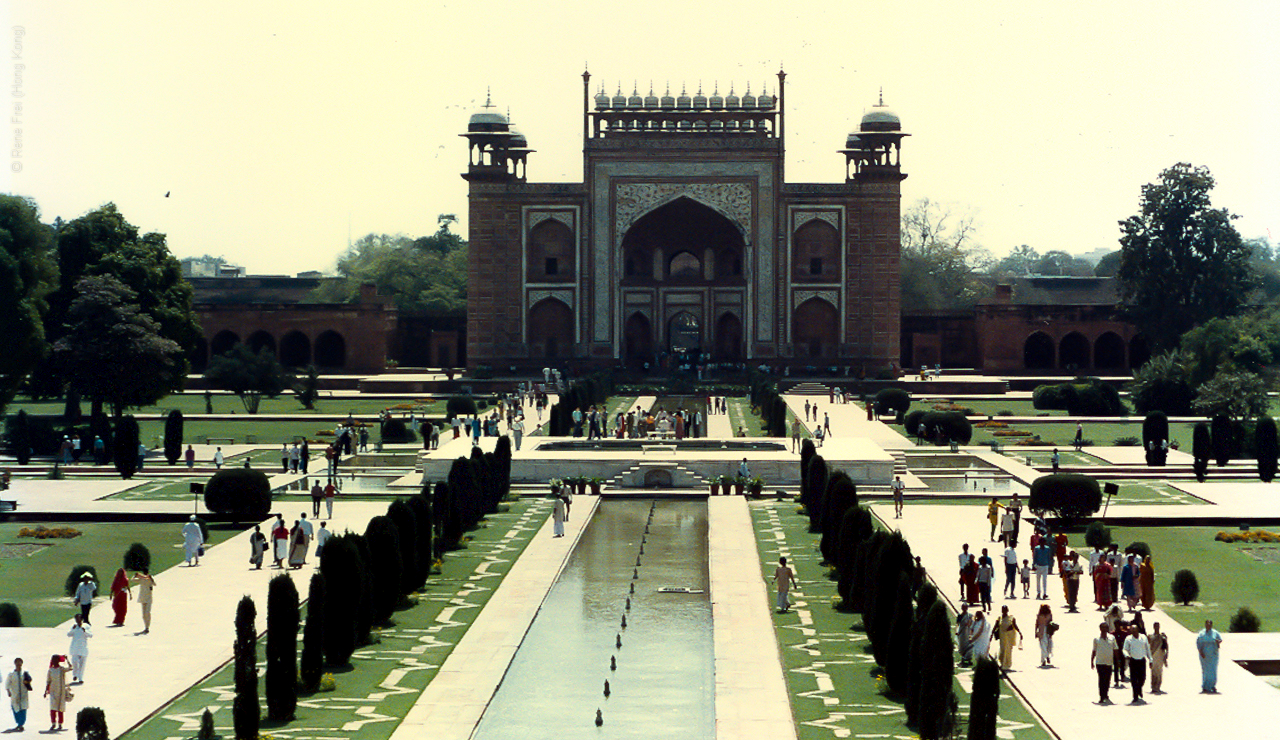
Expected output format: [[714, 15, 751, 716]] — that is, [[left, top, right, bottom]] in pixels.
[[109, 567, 131, 626], [960, 555, 979, 605], [1093, 557, 1113, 610]]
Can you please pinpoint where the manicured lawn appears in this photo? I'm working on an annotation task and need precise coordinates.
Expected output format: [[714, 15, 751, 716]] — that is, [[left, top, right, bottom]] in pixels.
[[0, 521, 240, 627], [7, 393, 459, 418], [1066, 524, 1280, 632], [121, 496, 550, 740], [750, 499, 1052, 740]]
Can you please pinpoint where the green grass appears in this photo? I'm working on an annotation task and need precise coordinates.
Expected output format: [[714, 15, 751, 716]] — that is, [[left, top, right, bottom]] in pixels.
[[1065, 524, 1280, 632], [8, 393, 459, 418], [749, 500, 1052, 740], [0, 521, 240, 627], [121, 496, 550, 740]]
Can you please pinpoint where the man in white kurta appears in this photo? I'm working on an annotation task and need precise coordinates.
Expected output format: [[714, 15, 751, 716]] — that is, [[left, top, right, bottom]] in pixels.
[[552, 496, 566, 537], [181, 515, 204, 566], [67, 614, 91, 683]]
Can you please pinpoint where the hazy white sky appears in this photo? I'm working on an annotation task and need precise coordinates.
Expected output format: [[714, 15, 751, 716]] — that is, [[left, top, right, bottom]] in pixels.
[[5, 1, 1278, 275]]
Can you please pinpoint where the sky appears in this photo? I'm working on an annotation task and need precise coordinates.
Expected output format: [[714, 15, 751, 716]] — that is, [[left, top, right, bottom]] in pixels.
[[5, 1, 1278, 275]]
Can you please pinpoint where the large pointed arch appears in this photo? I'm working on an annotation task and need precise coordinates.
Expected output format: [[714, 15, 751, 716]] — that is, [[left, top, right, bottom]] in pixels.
[[528, 298, 574, 359], [792, 298, 838, 359], [620, 197, 746, 286]]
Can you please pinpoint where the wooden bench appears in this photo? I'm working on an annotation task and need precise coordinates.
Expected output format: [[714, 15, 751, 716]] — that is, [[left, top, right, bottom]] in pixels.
[[205, 437, 235, 445]]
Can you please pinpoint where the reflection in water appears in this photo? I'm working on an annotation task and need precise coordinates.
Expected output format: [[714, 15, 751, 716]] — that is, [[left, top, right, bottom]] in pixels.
[[473, 500, 714, 739]]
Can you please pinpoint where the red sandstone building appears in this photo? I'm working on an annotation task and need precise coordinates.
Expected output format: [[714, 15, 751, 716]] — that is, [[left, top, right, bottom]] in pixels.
[[463, 73, 907, 372]]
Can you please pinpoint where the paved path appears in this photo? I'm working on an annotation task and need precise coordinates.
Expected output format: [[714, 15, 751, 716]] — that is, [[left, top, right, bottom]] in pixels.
[[708, 496, 797, 740], [881, 503, 1280, 739], [0, 502, 386, 739], [388, 496, 599, 740], [784, 394, 913, 450]]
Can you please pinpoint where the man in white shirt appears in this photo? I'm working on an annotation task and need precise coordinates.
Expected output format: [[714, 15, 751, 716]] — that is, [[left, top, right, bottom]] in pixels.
[[1123, 624, 1151, 704], [958, 543, 971, 570], [1090, 622, 1117, 705], [511, 416, 525, 450], [1003, 544, 1019, 598]]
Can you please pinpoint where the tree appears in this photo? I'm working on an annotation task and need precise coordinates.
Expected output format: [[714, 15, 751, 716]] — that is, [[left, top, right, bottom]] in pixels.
[[1210, 414, 1235, 467], [123, 543, 151, 572], [917, 601, 957, 740], [1192, 422, 1211, 481], [1171, 569, 1200, 605], [300, 572, 326, 692], [311, 217, 468, 315], [265, 574, 298, 721], [232, 596, 259, 740], [1093, 250, 1122, 277], [9, 410, 31, 465], [204, 468, 272, 520], [1192, 371, 1270, 420], [1117, 163, 1252, 352], [1257, 416, 1278, 482], [1029, 473, 1103, 521], [1142, 411, 1169, 466], [0, 195, 57, 415], [884, 573, 914, 694], [42, 204, 198, 399], [407, 490, 434, 586], [320, 535, 362, 666], [364, 516, 403, 625], [803, 456, 828, 533], [295, 365, 320, 410], [51, 275, 185, 416], [1127, 350, 1195, 416], [112, 415, 139, 480], [900, 198, 991, 310], [74, 707, 108, 740], [992, 244, 1038, 277], [204, 343, 293, 414], [387, 499, 420, 596], [819, 472, 858, 564], [1031, 250, 1093, 276], [835, 506, 874, 608], [163, 410, 183, 465], [967, 657, 1001, 740]]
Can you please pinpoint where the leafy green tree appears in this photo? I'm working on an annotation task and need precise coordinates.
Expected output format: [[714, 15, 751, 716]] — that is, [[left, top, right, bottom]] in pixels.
[[204, 343, 293, 414], [992, 244, 1038, 277], [1192, 372, 1270, 420], [42, 204, 198, 399], [294, 364, 320, 410], [311, 216, 467, 315], [51, 275, 184, 416], [900, 198, 992, 310], [1126, 350, 1195, 415], [1118, 163, 1252, 351], [0, 195, 57, 414], [1093, 250, 1122, 277], [1031, 250, 1094, 276]]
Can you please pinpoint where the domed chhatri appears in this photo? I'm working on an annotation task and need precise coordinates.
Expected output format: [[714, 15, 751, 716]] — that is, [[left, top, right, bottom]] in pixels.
[[644, 83, 659, 109], [611, 86, 627, 109], [860, 90, 901, 132], [595, 86, 611, 110], [467, 91, 509, 132]]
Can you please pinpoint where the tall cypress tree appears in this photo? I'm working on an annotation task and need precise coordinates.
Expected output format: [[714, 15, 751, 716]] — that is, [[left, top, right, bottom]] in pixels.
[[917, 601, 957, 740], [819, 471, 858, 564], [364, 516, 403, 624], [408, 491, 434, 587], [112, 414, 139, 479], [804, 456, 828, 533], [232, 596, 259, 740], [300, 572, 325, 692], [836, 506, 873, 607], [905, 582, 938, 726], [320, 536, 358, 666], [265, 574, 298, 720], [968, 656, 1001, 740], [1256, 415, 1278, 482], [163, 409, 183, 465], [387, 499, 419, 596], [884, 573, 914, 693]]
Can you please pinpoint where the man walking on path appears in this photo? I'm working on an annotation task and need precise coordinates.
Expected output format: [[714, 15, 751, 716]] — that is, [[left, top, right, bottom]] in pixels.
[[1124, 623, 1150, 704], [1062, 552, 1083, 612], [1091, 622, 1117, 704], [6, 657, 30, 731], [213, 447, 224, 469], [1003, 542, 1019, 598], [512, 415, 524, 451], [1051, 448, 1061, 472], [1197, 620, 1222, 693], [892, 476, 905, 518], [182, 515, 203, 566], [790, 418, 802, 453], [1007, 493, 1024, 547], [67, 614, 91, 684], [310, 481, 323, 517], [324, 480, 337, 518], [772, 557, 798, 613], [132, 568, 155, 634], [73, 573, 95, 624], [1033, 538, 1055, 599]]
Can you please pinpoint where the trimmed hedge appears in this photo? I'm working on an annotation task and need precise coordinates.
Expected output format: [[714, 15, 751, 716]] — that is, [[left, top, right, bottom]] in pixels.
[[1142, 411, 1169, 466], [445, 396, 477, 419], [919, 411, 972, 445], [64, 565, 98, 597], [1230, 606, 1261, 633], [874, 388, 911, 421], [265, 574, 299, 721], [382, 418, 415, 443], [1171, 569, 1199, 605], [1033, 378, 1125, 416], [0, 602, 22, 627], [904, 409, 926, 438], [123, 543, 151, 572], [204, 468, 272, 520], [1030, 473, 1102, 520], [1192, 422, 1211, 481], [75, 707, 108, 740], [1085, 521, 1112, 549]]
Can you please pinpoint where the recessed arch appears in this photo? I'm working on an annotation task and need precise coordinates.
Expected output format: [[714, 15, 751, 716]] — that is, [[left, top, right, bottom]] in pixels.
[[1129, 335, 1151, 370], [623, 312, 653, 368], [621, 197, 745, 286], [315, 330, 346, 368], [792, 219, 839, 283], [191, 337, 209, 371], [667, 311, 701, 354], [279, 330, 311, 367], [792, 298, 838, 359], [1094, 332, 1126, 370], [527, 298, 574, 359], [526, 219, 575, 283], [714, 312, 743, 360], [669, 251, 702, 281], [248, 330, 276, 357], [1059, 332, 1090, 370], [1024, 332, 1054, 370], [210, 330, 240, 359]]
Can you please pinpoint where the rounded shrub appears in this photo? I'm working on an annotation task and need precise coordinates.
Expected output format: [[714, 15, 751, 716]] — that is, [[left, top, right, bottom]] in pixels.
[[64, 565, 98, 597], [1032, 383, 1072, 411], [75, 707, 108, 740], [1123, 542, 1151, 559], [1192, 421, 1211, 481], [1084, 521, 1112, 549], [874, 388, 911, 420], [0, 602, 22, 627], [204, 468, 272, 520], [123, 543, 151, 572], [1256, 415, 1278, 483], [1230, 606, 1261, 633], [1030, 473, 1102, 520], [904, 410, 926, 438], [381, 418, 416, 443], [1171, 569, 1200, 605], [445, 396, 477, 419], [920, 411, 972, 444]]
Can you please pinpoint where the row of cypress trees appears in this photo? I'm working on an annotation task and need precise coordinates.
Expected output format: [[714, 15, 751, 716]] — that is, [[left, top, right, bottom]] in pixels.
[[748, 376, 787, 437], [547, 370, 615, 436]]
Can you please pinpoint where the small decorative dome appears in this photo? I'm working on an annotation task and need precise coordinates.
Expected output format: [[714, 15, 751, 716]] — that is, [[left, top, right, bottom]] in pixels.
[[509, 125, 528, 148], [612, 86, 627, 109], [845, 131, 864, 149], [757, 86, 775, 110], [676, 84, 692, 109], [595, 86, 611, 110], [692, 84, 708, 110], [627, 85, 643, 109], [644, 84, 659, 109], [709, 83, 724, 110], [740, 84, 756, 110], [468, 91, 509, 132], [860, 90, 901, 131], [660, 84, 675, 109], [724, 86, 740, 109]]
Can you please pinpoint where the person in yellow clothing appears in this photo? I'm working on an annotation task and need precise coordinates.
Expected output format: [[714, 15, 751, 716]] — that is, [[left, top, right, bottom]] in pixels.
[[993, 604, 1023, 673], [987, 497, 1004, 541]]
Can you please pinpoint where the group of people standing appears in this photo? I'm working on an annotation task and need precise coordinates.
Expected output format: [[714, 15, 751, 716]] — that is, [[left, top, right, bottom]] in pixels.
[[252, 513, 330, 570]]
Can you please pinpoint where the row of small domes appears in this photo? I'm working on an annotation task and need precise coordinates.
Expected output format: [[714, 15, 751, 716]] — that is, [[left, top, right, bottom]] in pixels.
[[593, 84, 776, 112]]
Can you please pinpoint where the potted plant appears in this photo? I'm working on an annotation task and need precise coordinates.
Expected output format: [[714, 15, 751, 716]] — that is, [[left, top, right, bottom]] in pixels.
[[589, 476, 603, 495], [734, 475, 746, 496], [719, 475, 734, 496], [747, 476, 764, 497], [710, 478, 721, 496], [549, 478, 563, 496]]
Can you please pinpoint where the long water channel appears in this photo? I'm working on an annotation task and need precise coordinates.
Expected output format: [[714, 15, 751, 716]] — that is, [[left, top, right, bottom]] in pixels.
[[472, 499, 714, 738]]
